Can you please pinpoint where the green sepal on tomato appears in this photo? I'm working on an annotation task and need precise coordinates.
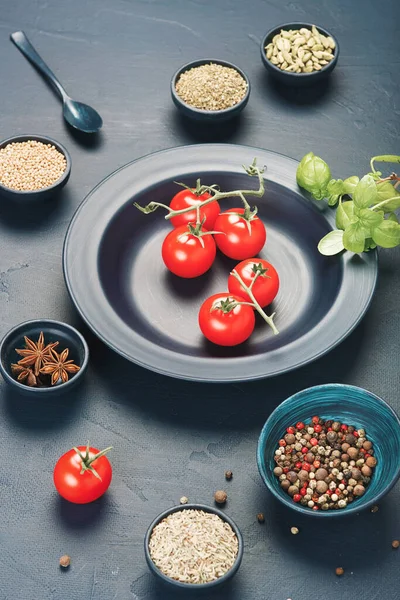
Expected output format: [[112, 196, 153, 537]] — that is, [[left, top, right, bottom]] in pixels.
[[162, 223, 217, 278], [213, 208, 266, 260], [228, 259, 279, 308], [169, 188, 220, 230], [54, 444, 112, 504], [198, 293, 255, 346]]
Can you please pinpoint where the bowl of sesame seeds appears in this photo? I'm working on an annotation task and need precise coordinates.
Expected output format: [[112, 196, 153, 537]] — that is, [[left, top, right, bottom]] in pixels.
[[145, 503, 243, 589], [0, 134, 71, 201], [171, 59, 250, 121]]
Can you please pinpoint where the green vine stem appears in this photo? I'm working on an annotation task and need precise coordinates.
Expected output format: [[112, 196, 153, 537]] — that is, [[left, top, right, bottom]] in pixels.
[[73, 442, 113, 480], [187, 204, 225, 248], [228, 268, 279, 335], [134, 159, 265, 221], [173, 178, 220, 196], [370, 197, 400, 212]]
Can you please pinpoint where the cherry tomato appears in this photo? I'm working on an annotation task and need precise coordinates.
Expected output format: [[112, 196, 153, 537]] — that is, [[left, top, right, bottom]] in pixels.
[[170, 189, 220, 230], [213, 208, 266, 259], [198, 293, 255, 346], [54, 445, 112, 504], [162, 225, 216, 278], [228, 258, 279, 308]]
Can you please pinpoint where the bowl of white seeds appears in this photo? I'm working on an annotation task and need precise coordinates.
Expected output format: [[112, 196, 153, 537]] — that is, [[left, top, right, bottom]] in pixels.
[[0, 134, 71, 201], [145, 503, 243, 590], [261, 23, 339, 86]]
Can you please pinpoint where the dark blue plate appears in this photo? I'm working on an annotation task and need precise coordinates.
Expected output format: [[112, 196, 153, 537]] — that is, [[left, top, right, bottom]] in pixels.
[[63, 145, 377, 382]]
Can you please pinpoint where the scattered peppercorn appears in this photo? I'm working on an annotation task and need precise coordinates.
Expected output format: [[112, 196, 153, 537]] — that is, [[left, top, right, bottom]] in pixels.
[[180, 496, 188, 504], [335, 567, 344, 576], [392, 540, 400, 549], [214, 490, 227, 505], [225, 470, 233, 480], [371, 505, 379, 513], [273, 416, 376, 511], [290, 526, 299, 535], [59, 555, 71, 568], [257, 513, 265, 523]]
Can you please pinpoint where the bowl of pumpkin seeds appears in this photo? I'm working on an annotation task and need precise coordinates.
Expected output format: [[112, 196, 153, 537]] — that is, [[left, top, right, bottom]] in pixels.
[[261, 23, 339, 85]]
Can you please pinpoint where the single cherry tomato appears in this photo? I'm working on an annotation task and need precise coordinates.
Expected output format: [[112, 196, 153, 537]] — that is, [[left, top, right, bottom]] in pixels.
[[54, 444, 112, 504], [198, 293, 255, 346], [213, 208, 266, 259], [162, 224, 216, 278], [228, 258, 279, 308], [169, 189, 220, 230]]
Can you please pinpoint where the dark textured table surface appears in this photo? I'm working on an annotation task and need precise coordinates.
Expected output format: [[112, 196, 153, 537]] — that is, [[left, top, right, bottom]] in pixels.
[[0, 1, 399, 599]]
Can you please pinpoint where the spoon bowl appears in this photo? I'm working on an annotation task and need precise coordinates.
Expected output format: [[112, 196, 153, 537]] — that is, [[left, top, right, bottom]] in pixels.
[[63, 97, 103, 133]]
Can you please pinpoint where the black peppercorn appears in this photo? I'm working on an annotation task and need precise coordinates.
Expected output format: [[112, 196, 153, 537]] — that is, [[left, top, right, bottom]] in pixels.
[[257, 513, 265, 523], [225, 470, 233, 480]]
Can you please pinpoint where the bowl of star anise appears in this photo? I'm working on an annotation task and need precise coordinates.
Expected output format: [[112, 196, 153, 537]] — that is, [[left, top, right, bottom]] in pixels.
[[0, 319, 89, 394]]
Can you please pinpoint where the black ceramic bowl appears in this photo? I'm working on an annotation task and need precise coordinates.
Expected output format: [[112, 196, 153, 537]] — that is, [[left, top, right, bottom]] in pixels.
[[0, 319, 88, 395], [171, 59, 250, 122], [0, 134, 71, 201], [261, 23, 339, 86], [145, 504, 244, 590]]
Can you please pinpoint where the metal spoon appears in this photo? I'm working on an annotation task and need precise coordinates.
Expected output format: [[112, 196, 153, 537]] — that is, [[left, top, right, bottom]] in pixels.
[[10, 31, 103, 133]]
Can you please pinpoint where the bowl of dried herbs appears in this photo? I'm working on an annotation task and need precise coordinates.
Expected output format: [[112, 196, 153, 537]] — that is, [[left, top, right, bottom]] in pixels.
[[145, 503, 243, 589], [0, 319, 88, 394], [171, 59, 250, 121]]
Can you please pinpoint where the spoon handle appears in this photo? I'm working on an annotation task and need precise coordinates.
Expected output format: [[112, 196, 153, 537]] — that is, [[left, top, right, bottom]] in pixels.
[[10, 31, 67, 99]]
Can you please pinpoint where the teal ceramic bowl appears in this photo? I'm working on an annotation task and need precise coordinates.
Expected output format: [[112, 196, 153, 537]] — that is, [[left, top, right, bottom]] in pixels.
[[257, 384, 400, 517]]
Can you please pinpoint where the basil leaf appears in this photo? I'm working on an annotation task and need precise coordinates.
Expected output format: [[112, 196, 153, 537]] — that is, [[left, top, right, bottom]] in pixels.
[[296, 152, 331, 201], [343, 222, 367, 253], [353, 175, 378, 208], [356, 208, 384, 236], [388, 212, 399, 223], [364, 238, 377, 251], [374, 181, 400, 211], [326, 179, 344, 206], [343, 176, 359, 195], [317, 230, 344, 255], [371, 220, 400, 248], [371, 154, 400, 165], [336, 201, 355, 230]]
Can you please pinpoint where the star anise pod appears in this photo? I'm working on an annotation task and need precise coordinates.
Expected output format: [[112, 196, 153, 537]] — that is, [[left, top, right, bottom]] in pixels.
[[15, 332, 59, 376], [40, 347, 80, 385], [11, 363, 37, 387]]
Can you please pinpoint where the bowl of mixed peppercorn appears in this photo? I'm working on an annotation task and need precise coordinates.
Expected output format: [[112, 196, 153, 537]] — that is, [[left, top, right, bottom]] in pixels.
[[0, 319, 88, 395], [257, 384, 400, 517]]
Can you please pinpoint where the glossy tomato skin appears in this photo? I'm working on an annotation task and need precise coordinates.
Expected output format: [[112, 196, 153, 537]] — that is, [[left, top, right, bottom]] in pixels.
[[213, 208, 266, 259], [170, 190, 220, 230], [53, 446, 112, 504], [228, 258, 280, 308], [198, 293, 255, 346], [162, 225, 216, 278]]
